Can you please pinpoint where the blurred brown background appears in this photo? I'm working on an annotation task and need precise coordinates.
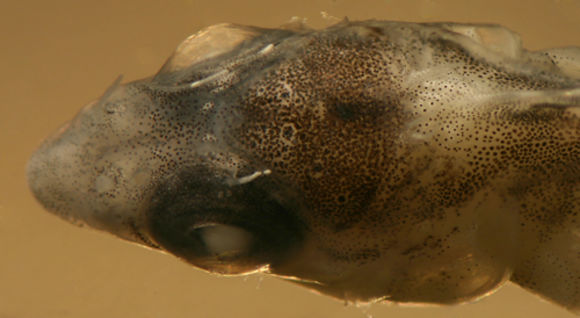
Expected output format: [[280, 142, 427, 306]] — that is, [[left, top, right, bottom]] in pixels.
[[1, 0, 579, 317]]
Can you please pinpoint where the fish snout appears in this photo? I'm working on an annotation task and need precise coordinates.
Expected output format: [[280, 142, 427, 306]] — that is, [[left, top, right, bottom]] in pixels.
[[27, 83, 157, 242]]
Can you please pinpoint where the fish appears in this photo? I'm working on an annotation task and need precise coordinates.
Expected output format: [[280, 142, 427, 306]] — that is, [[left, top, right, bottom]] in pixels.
[[27, 20, 580, 312]]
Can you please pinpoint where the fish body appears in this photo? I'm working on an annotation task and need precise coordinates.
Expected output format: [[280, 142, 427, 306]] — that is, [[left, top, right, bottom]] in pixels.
[[28, 21, 580, 312]]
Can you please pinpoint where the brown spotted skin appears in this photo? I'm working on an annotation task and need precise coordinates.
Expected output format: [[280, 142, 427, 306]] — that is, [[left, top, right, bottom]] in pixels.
[[27, 21, 580, 312]]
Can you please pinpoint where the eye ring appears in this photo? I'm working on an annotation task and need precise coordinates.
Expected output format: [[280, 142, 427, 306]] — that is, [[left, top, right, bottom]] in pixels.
[[146, 165, 306, 275]]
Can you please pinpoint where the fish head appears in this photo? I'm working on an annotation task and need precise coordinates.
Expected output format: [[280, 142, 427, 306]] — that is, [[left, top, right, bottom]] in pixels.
[[27, 23, 317, 274], [28, 21, 580, 305]]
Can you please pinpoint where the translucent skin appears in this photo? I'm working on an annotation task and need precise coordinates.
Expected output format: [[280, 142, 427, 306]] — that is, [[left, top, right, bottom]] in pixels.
[[27, 21, 580, 312]]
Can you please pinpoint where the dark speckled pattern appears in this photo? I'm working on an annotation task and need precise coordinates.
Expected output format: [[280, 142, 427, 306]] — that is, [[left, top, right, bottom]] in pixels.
[[28, 21, 579, 312]]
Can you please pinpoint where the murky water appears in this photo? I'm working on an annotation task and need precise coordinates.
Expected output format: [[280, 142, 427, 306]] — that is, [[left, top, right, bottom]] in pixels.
[[1, 0, 579, 317]]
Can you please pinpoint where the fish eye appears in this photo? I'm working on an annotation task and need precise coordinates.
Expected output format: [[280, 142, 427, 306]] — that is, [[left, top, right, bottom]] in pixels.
[[146, 166, 305, 274], [190, 223, 254, 258]]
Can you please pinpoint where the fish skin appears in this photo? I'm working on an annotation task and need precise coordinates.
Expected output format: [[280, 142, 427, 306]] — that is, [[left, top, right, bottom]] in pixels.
[[27, 20, 580, 312]]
